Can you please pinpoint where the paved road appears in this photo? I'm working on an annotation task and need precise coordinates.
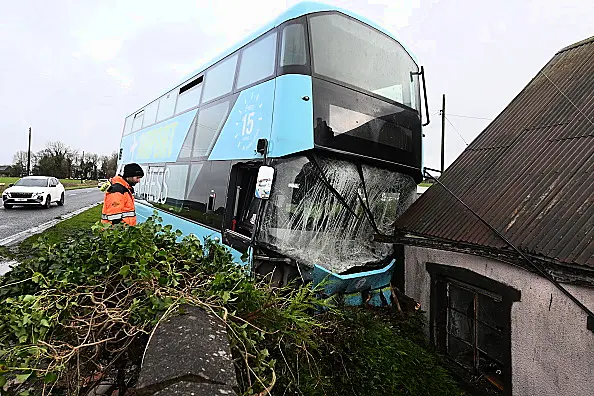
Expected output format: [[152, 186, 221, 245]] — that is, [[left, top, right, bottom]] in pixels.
[[0, 188, 104, 242]]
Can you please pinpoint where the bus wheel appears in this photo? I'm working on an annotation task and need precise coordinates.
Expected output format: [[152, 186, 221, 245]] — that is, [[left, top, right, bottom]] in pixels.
[[255, 261, 284, 287], [254, 261, 300, 288]]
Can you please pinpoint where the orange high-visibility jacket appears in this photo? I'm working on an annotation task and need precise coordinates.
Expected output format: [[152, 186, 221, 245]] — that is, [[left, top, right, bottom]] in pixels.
[[101, 176, 137, 226]]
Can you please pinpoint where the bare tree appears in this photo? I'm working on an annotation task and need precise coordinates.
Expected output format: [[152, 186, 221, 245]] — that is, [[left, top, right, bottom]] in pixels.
[[100, 152, 118, 178], [65, 149, 79, 179], [13, 142, 111, 180], [35, 141, 75, 178], [11, 151, 28, 176], [45, 141, 71, 158], [86, 153, 99, 180], [99, 155, 109, 178]]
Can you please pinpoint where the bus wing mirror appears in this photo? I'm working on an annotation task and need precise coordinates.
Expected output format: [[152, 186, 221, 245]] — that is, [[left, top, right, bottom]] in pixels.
[[411, 66, 430, 127], [255, 166, 274, 200]]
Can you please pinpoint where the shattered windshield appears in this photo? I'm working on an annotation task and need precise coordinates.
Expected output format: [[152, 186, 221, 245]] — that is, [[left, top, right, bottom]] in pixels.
[[259, 155, 416, 273]]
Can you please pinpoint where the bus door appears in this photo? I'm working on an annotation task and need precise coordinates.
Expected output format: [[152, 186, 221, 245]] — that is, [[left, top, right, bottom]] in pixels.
[[222, 163, 260, 253]]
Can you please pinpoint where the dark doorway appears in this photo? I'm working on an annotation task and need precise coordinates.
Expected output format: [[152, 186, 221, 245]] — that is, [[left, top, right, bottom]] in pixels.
[[223, 163, 260, 252]]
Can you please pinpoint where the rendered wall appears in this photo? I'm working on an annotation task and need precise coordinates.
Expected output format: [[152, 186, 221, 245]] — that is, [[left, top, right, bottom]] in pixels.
[[404, 246, 594, 396]]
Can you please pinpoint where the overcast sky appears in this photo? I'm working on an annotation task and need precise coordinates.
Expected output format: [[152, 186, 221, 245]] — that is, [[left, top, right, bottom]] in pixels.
[[1, 0, 592, 171]]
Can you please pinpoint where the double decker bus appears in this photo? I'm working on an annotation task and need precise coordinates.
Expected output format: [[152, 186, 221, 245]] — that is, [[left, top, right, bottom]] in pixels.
[[116, 2, 428, 303]]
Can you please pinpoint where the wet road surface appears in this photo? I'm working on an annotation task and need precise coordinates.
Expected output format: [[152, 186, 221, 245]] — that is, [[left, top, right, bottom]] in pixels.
[[0, 187, 104, 242]]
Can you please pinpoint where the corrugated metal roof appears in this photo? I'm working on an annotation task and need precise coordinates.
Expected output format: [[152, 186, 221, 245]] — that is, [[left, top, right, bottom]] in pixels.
[[396, 36, 594, 268]]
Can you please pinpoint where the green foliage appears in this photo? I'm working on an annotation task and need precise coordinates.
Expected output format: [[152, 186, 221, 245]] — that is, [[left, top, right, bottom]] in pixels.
[[270, 309, 461, 396], [0, 246, 14, 261], [0, 212, 460, 395]]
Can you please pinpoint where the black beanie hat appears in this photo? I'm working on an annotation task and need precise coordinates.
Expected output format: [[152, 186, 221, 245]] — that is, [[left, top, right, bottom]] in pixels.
[[123, 163, 144, 178]]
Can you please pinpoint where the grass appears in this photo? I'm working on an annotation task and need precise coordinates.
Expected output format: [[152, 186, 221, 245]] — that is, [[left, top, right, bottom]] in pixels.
[[419, 182, 433, 187], [0, 177, 18, 185], [60, 179, 98, 190], [18, 204, 103, 253], [0, 177, 97, 191]]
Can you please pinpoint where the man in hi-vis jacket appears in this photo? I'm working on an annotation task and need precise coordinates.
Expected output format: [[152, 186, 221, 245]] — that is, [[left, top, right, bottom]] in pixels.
[[101, 163, 144, 226]]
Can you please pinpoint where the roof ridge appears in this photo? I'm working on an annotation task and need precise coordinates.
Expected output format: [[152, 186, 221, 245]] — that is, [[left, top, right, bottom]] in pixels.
[[557, 35, 594, 54]]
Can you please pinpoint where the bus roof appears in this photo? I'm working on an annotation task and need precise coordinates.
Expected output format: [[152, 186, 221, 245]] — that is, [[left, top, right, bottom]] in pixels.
[[127, 1, 418, 118]]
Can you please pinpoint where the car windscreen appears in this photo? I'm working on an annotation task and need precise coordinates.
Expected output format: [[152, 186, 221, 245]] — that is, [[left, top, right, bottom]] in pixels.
[[14, 178, 49, 187]]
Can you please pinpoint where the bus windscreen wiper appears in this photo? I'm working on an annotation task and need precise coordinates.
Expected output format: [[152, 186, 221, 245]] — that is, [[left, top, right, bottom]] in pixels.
[[355, 163, 381, 235], [307, 153, 360, 220]]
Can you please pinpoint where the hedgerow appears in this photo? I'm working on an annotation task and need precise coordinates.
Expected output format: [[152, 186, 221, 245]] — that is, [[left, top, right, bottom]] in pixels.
[[0, 214, 461, 396]]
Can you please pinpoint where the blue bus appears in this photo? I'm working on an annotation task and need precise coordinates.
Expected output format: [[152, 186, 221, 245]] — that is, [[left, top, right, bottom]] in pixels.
[[117, 2, 428, 304]]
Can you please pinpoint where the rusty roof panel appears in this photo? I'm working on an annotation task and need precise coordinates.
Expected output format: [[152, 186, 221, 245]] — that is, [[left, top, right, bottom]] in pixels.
[[396, 36, 594, 268]]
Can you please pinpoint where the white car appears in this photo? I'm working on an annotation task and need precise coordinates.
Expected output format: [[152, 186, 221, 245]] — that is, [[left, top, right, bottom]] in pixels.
[[2, 176, 65, 209]]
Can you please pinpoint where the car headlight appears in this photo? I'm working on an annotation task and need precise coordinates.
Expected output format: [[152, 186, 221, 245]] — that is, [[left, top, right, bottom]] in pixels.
[[3, 192, 10, 198]]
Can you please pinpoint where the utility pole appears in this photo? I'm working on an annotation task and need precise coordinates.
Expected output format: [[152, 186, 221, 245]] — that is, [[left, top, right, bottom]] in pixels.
[[440, 94, 446, 173], [81, 151, 84, 183], [27, 127, 32, 176]]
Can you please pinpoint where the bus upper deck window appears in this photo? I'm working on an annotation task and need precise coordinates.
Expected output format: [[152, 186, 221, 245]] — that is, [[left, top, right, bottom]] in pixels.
[[309, 13, 419, 110], [132, 111, 144, 132], [192, 99, 232, 158], [281, 24, 306, 67], [202, 55, 238, 104], [123, 115, 133, 136], [156, 91, 177, 122], [236, 32, 277, 90], [142, 100, 159, 128], [176, 76, 204, 115]]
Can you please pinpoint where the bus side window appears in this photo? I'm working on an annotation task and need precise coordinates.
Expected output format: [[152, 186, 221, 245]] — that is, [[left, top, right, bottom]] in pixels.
[[280, 24, 306, 67], [191, 97, 233, 159], [142, 100, 159, 128], [182, 161, 230, 230], [178, 112, 199, 160], [123, 115, 134, 136], [176, 76, 204, 114], [201, 55, 238, 104], [132, 111, 144, 132], [156, 90, 177, 122], [161, 163, 189, 212], [277, 17, 310, 76], [236, 31, 278, 90]]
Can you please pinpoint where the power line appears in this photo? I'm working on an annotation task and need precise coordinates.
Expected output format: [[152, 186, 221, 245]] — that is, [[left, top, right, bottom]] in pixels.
[[446, 113, 494, 121], [444, 116, 469, 146], [540, 70, 594, 127]]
